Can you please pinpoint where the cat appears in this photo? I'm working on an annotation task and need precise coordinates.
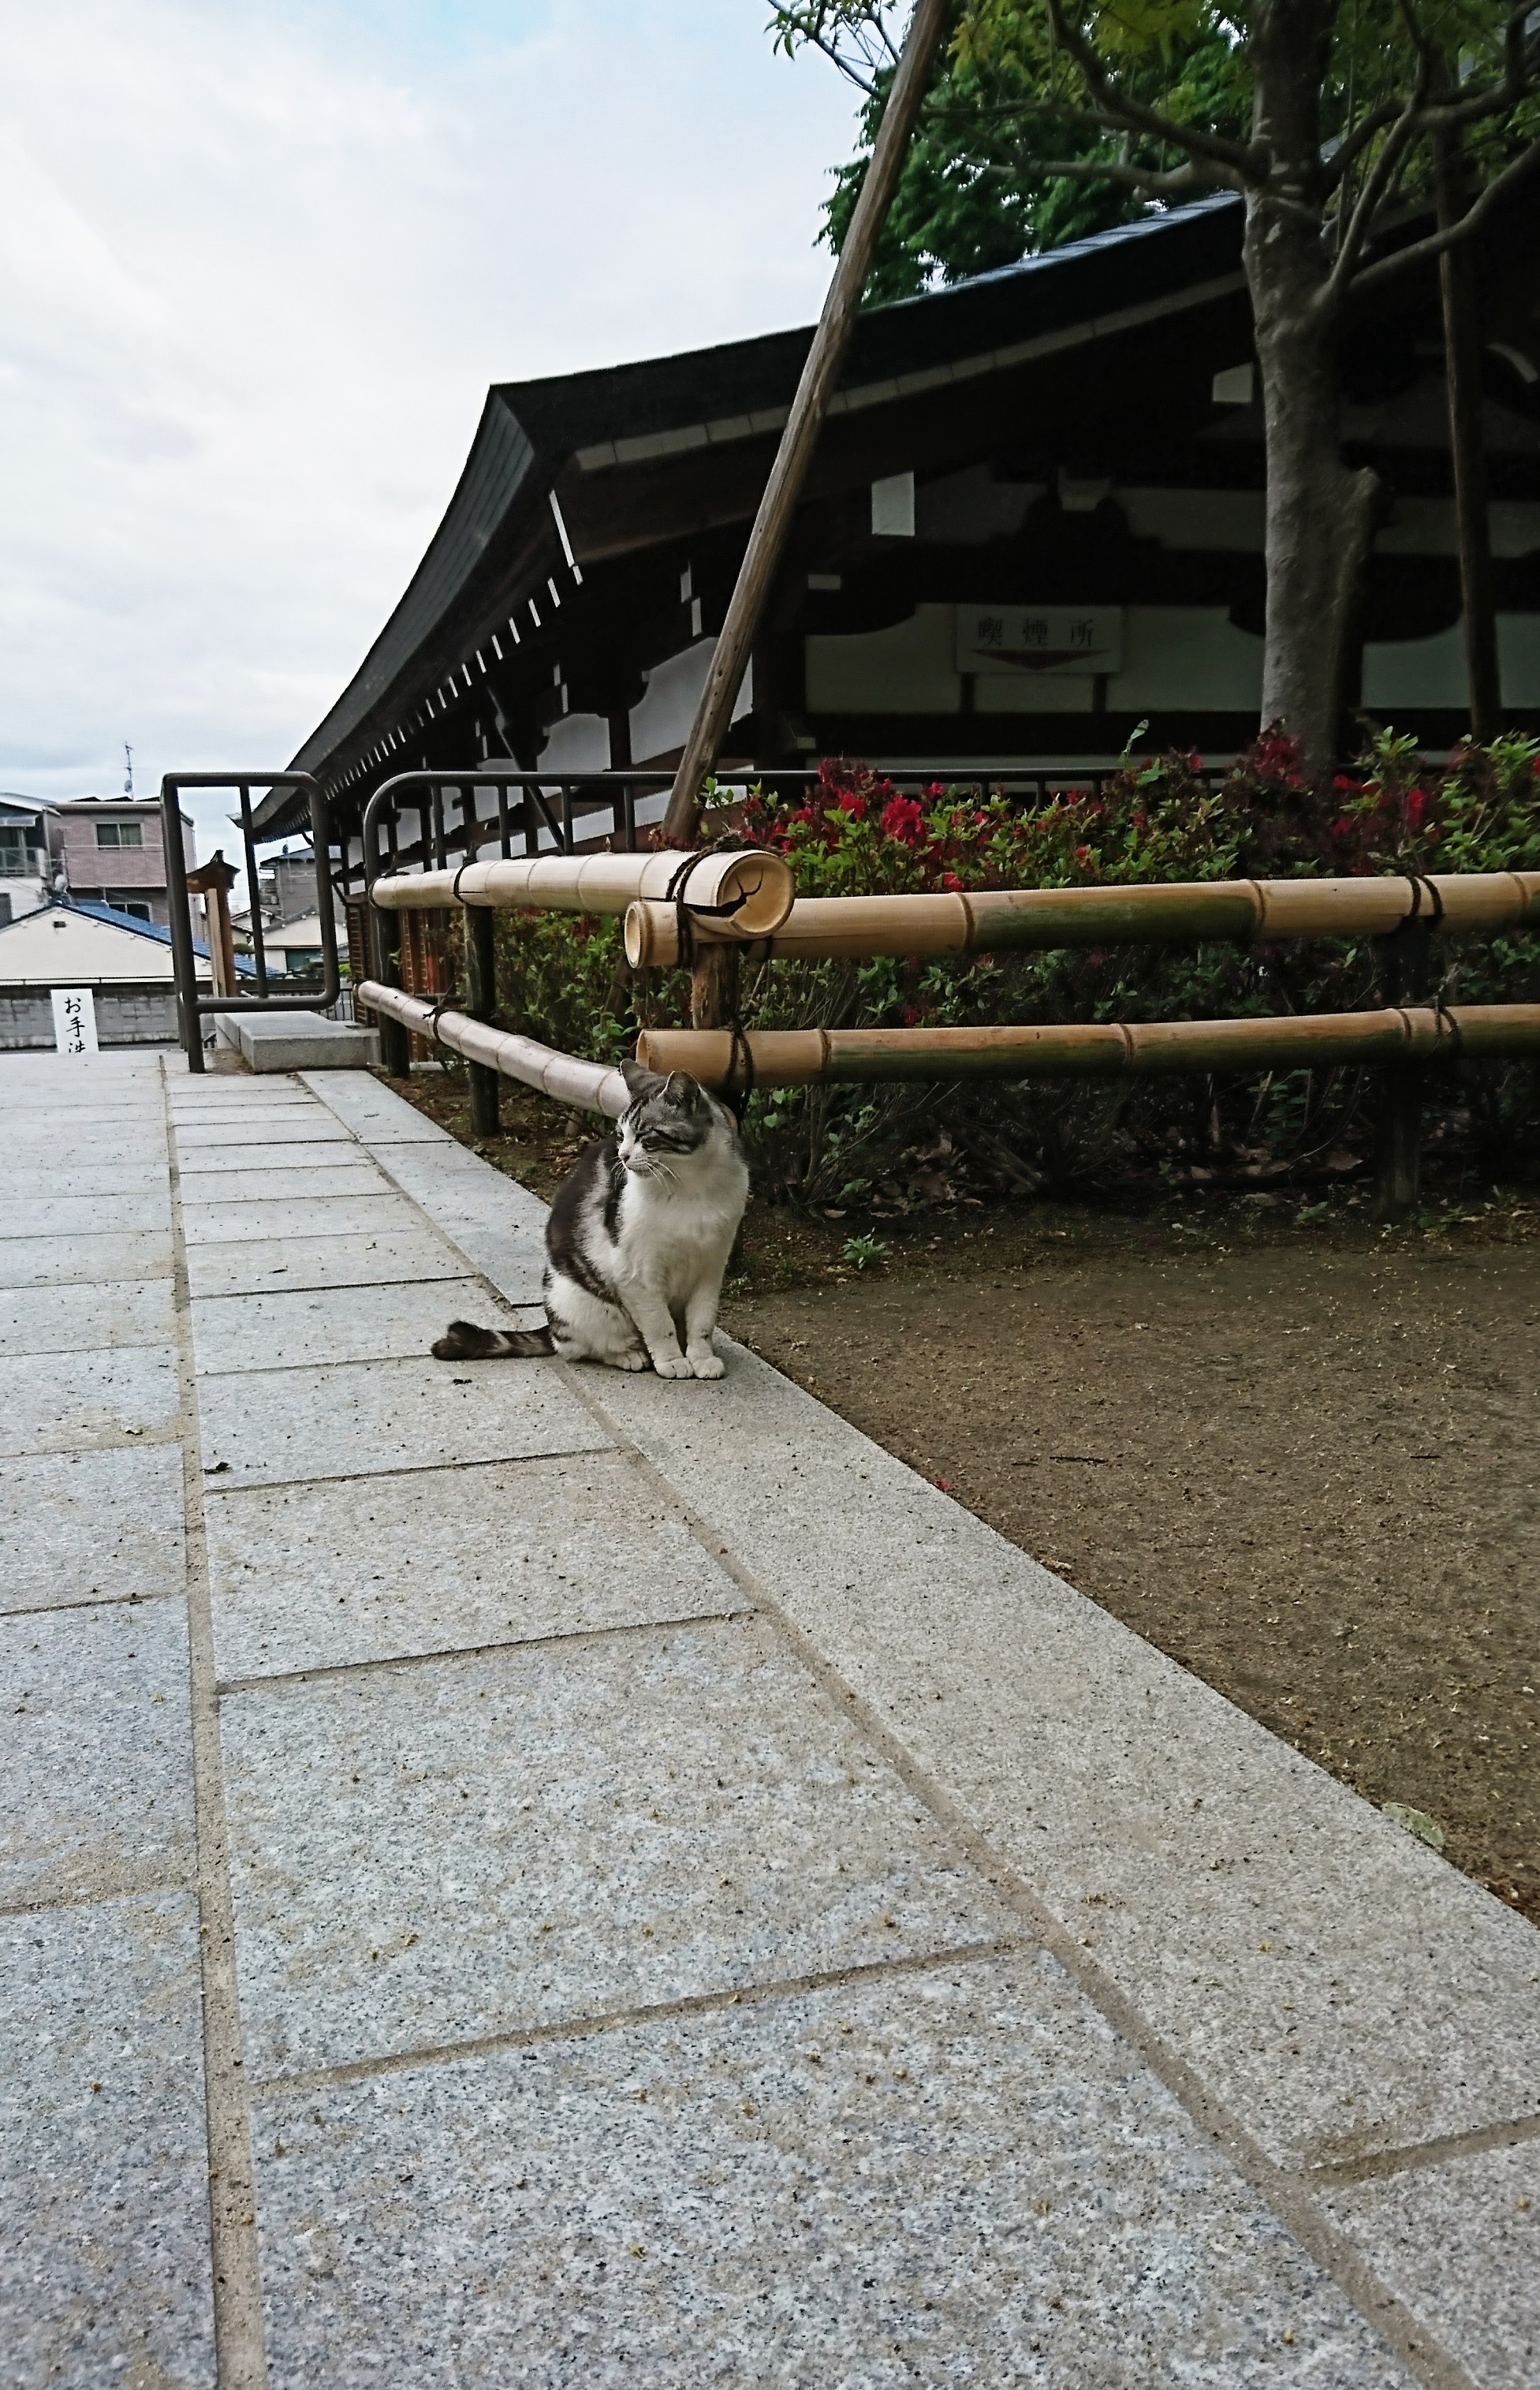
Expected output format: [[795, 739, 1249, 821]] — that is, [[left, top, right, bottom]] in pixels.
[[432, 1061, 748, 1380]]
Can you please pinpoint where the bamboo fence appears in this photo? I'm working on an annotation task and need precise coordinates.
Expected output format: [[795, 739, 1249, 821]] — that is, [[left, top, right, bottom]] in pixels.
[[634, 1004, 1540, 1091], [371, 846, 792, 936], [359, 981, 630, 1116], [622, 869, 1540, 969]]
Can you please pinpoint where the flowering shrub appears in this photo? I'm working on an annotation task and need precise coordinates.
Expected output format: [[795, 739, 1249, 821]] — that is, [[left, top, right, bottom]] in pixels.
[[478, 731, 1540, 1207]]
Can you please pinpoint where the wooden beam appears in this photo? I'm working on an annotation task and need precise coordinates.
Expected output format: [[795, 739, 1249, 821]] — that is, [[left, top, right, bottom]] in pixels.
[[662, 0, 950, 842]]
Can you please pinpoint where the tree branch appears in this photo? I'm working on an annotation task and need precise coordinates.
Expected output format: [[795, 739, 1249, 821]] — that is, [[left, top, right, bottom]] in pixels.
[[1321, 41, 1437, 306], [1349, 131, 1540, 300], [1042, 0, 1269, 181], [985, 152, 1231, 200]]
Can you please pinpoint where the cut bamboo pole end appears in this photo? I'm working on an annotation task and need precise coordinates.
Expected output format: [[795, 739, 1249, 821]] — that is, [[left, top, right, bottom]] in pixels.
[[623, 870, 1540, 969], [636, 1003, 1540, 1090], [372, 846, 794, 935], [358, 980, 630, 1115]]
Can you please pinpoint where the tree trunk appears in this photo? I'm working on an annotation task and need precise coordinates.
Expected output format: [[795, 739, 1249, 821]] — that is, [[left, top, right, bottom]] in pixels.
[[1247, 207, 1381, 775]]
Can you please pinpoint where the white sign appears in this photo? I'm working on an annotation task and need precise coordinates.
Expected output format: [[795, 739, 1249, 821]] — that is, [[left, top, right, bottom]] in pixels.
[[956, 605, 1123, 677], [50, 987, 99, 1055]]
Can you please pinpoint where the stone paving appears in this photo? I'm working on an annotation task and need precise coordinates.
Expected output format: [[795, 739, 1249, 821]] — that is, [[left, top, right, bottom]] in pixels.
[[1, 1045, 1535, 2388]]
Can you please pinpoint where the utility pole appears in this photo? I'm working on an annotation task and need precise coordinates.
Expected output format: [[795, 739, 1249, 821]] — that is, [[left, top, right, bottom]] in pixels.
[[661, 0, 949, 846]]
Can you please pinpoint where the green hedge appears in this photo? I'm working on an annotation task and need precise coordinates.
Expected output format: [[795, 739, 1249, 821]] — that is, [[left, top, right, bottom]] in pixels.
[[483, 728, 1540, 1205]]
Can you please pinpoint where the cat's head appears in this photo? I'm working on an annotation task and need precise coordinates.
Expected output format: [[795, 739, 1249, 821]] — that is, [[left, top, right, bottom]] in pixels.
[[617, 1062, 736, 1176]]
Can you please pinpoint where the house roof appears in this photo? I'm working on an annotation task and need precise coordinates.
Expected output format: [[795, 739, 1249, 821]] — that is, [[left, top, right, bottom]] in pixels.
[[0, 898, 253, 984], [273, 196, 1248, 812]]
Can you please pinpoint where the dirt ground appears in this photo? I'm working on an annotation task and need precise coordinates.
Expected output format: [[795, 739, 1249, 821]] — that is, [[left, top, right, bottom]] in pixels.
[[391, 1065, 1540, 1925]]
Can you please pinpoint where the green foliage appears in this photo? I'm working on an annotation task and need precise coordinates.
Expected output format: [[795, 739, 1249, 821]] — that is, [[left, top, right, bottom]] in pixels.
[[483, 734, 1540, 1206], [777, 2, 1538, 297], [841, 1230, 893, 1268]]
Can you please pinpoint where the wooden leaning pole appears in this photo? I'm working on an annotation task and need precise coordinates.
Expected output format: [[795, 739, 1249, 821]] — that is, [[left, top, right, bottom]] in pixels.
[[657, 0, 950, 902]]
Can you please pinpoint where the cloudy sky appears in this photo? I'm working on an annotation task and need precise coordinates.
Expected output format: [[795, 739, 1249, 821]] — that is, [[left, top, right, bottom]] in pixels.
[[0, 0, 859, 858]]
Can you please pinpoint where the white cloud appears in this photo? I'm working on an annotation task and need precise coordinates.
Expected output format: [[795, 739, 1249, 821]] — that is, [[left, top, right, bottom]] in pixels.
[[0, 0, 857, 861]]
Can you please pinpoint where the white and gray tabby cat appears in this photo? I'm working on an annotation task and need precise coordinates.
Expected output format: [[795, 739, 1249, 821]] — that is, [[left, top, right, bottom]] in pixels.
[[432, 1062, 748, 1380]]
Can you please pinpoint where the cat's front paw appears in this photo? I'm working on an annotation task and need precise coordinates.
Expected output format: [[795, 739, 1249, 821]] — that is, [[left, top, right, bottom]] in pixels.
[[652, 1354, 695, 1379], [688, 1350, 725, 1380], [609, 1350, 649, 1371]]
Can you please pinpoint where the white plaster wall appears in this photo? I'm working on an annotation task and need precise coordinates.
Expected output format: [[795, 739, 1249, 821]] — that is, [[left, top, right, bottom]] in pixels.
[[1498, 613, 1540, 703], [0, 906, 179, 984], [537, 711, 611, 771], [628, 638, 752, 763], [915, 465, 1039, 543], [1362, 622, 1467, 708], [804, 605, 960, 714], [1106, 607, 1265, 711], [975, 672, 1095, 714], [1117, 489, 1266, 551]]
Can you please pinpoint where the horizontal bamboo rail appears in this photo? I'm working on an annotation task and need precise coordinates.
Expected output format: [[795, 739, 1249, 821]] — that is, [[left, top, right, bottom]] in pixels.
[[636, 1003, 1540, 1089], [371, 846, 793, 937], [359, 981, 630, 1116], [623, 869, 1540, 968]]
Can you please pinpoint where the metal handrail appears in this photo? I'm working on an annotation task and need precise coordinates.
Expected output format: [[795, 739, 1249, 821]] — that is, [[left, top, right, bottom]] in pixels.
[[160, 771, 341, 1074]]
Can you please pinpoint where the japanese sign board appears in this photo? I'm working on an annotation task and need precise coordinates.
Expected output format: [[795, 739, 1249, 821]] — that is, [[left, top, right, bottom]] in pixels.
[[50, 988, 99, 1056], [955, 606, 1123, 678]]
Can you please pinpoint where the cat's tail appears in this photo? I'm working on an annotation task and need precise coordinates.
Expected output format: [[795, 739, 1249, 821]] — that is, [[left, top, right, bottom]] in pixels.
[[432, 1318, 554, 1361]]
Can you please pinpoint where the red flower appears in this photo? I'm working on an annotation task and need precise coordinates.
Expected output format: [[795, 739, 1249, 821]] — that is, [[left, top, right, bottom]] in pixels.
[[1404, 788, 1427, 830], [880, 794, 926, 846], [1074, 844, 1091, 863], [940, 872, 963, 893], [835, 791, 867, 820], [901, 1003, 920, 1026], [1331, 816, 1353, 839]]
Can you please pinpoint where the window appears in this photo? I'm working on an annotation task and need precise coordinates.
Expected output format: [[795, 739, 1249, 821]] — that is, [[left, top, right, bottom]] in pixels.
[[95, 820, 144, 849], [0, 827, 32, 876], [110, 900, 152, 922]]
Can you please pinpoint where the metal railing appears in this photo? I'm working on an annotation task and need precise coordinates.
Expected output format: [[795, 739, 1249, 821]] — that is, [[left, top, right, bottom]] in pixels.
[[161, 772, 342, 1074]]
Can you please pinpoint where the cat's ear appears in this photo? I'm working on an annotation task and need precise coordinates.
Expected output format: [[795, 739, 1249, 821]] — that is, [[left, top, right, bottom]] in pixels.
[[664, 1071, 703, 1111], [621, 1059, 666, 1100]]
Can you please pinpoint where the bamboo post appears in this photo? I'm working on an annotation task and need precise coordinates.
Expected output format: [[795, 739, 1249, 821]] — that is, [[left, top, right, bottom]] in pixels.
[[1371, 915, 1433, 1222], [659, 0, 950, 845], [359, 980, 629, 1116], [465, 906, 501, 1135], [370, 846, 794, 932], [634, 1003, 1540, 1088], [623, 871, 1540, 968], [372, 905, 410, 1077]]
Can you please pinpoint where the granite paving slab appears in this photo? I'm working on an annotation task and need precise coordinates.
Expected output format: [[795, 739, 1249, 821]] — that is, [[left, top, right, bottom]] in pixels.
[[0, 1599, 195, 1907], [416, 1223, 548, 1304], [0, 1165, 169, 1199], [587, 1345, 1540, 2177], [1318, 2142, 1539, 2390], [0, 1277, 174, 1356], [0, 1446, 186, 1615], [0, 1230, 173, 1289], [174, 1161, 393, 1204], [191, 1277, 489, 1375], [4, 1345, 181, 1453], [222, 1615, 1015, 2078], [173, 1116, 360, 1149], [178, 1193, 420, 1245], [207, 1452, 733, 1680], [184, 1229, 467, 1298], [302, 1071, 454, 1141], [250, 1951, 1411, 2390], [0, 1191, 170, 1237], [196, 1352, 610, 1485], [177, 1141, 360, 1177], [378, 1138, 552, 1238], [0, 1890, 214, 2390]]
